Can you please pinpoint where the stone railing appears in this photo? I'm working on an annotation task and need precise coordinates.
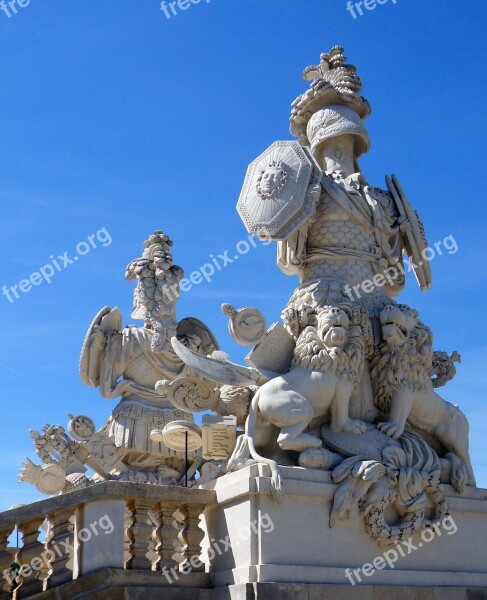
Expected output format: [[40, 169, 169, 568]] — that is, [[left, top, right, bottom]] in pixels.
[[0, 481, 215, 599]]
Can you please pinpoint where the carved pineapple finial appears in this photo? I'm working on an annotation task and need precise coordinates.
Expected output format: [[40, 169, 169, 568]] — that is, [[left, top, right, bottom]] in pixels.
[[302, 45, 348, 81]]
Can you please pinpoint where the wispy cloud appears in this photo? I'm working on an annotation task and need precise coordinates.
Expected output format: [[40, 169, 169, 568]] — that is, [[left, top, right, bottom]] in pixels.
[[0, 362, 22, 376]]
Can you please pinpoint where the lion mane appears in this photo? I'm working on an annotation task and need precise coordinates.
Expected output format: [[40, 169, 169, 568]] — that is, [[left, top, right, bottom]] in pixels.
[[371, 318, 433, 415], [291, 322, 364, 389]]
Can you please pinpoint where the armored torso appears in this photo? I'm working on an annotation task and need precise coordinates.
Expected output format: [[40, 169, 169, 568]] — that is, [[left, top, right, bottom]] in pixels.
[[302, 190, 382, 288]]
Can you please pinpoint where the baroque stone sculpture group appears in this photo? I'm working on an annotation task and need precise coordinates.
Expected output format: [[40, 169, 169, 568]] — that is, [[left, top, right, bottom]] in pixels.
[[20, 45, 476, 548]]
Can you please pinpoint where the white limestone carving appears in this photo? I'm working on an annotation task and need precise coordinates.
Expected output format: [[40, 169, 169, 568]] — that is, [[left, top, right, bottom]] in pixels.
[[212, 44, 475, 544], [21, 231, 223, 494], [307, 104, 370, 156], [78, 231, 219, 480], [174, 306, 368, 501], [298, 447, 343, 470], [67, 414, 96, 441], [213, 385, 253, 428], [201, 416, 237, 460], [17, 44, 478, 551], [370, 304, 475, 489], [157, 376, 219, 413], [432, 350, 461, 388], [151, 421, 203, 452], [222, 304, 267, 347], [244, 323, 295, 373], [84, 428, 127, 476], [171, 336, 274, 387], [237, 141, 322, 240], [19, 461, 67, 496], [19, 418, 123, 494], [386, 175, 432, 291], [329, 424, 449, 545]]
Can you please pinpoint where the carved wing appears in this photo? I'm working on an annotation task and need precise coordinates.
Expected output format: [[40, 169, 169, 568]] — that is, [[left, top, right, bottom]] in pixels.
[[171, 337, 278, 387], [79, 306, 123, 387]]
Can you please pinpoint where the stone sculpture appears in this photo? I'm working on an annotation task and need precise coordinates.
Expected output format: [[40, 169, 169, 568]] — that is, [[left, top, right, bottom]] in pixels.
[[329, 424, 449, 545], [19, 419, 114, 495], [18, 45, 476, 550], [220, 305, 369, 501], [79, 231, 220, 483], [168, 45, 476, 545], [20, 231, 222, 492], [371, 304, 474, 488]]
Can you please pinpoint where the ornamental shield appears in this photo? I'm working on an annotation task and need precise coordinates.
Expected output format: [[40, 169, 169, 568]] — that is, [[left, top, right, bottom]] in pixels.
[[386, 175, 433, 292], [79, 306, 122, 387], [237, 141, 322, 241]]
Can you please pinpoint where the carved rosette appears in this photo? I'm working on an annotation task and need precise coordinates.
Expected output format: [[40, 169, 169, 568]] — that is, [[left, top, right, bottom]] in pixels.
[[165, 377, 219, 413]]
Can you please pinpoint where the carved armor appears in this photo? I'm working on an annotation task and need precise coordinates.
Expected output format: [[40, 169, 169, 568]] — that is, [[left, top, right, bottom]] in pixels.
[[278, 173, 405, 317]]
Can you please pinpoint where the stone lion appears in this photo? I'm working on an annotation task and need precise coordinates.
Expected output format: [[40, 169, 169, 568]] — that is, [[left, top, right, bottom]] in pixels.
[[227, 306, 366, 501], [370, 304, 476, 488]]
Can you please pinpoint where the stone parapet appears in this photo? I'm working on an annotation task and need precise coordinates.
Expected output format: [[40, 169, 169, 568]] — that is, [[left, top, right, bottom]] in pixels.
[[0, 481, 215, 599]]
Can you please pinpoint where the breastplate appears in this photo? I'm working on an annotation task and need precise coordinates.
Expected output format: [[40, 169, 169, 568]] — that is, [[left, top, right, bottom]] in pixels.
[[302, 191, 380, 286], [306, 193, 376, 253]]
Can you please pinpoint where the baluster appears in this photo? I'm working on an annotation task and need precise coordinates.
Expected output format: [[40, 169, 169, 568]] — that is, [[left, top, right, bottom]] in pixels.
[[173, 506, 189, 570], [126, 499, 154, 570], [185, 504, 205, 572], [155, 504, 179, 571], [0, 525, 15, 600], [173, 504, 205, 573], [16, 517, 45, 598], [123, 504, 133, 569], [146, 508, 159, 568], [37, 521, 50, 590], [45, 508, 74, 588]]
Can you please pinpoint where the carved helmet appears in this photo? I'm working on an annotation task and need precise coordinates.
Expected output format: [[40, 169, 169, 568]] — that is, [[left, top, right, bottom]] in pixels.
[[290, 47, 372, 151], [306, 104, 370, 157], [176, 317, 219, 356]]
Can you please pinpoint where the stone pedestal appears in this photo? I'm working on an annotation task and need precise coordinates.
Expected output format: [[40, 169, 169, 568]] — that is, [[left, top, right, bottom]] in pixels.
[[213, 583, 487, 599], [201, 465, 487, 589]]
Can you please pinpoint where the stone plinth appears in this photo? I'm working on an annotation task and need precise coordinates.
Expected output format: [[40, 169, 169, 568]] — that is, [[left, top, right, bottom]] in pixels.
[[216, 584, 487, 599], [201, 465, 487, 589], [22, 574, 487, 600]]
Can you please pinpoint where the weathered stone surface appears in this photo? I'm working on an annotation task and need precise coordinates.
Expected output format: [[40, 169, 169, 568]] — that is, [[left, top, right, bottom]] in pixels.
[[25, 577, 487, 600], [0, 481, 216, 528], [202, 465, 487, 589], [27, 568, 211, 600]]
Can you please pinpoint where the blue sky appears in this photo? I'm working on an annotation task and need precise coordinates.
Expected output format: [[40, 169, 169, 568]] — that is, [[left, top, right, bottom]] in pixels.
[[0, 0, 486, 510]]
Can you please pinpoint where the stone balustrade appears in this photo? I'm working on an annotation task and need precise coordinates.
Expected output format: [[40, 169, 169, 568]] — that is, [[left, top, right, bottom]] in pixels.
[[0, 481, 215, 599]]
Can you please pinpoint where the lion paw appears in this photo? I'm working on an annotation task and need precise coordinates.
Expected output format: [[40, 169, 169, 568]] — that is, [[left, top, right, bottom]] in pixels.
[[278, 432, 322, 452], [341, 419, 366, 435], [377, 421, 404, 440], [445, 452, 467, 494]]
